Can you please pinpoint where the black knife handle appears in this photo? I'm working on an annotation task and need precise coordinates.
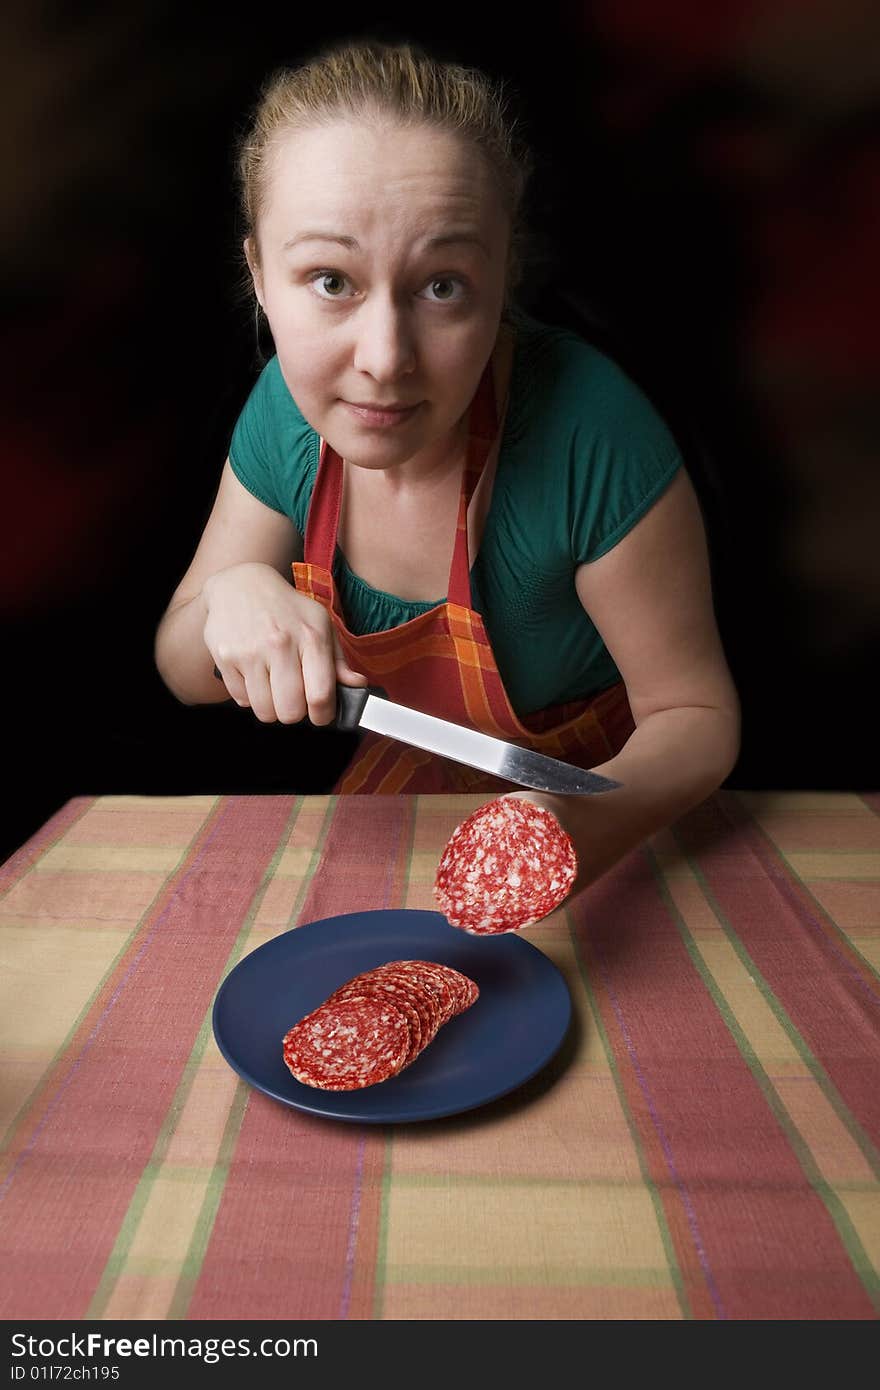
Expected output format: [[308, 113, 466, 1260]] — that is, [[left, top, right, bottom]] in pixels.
[[212, 666, 384, 730], [332, 683, 387, 731]]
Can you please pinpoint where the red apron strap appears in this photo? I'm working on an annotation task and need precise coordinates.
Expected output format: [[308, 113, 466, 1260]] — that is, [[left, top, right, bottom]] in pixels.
[[304, 354, 498, 604], [303, 436, 343, 574], [446, 359, 497, 608]]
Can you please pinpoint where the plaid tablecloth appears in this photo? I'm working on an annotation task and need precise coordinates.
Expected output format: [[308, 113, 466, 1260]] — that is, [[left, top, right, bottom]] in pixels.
[[1, 791, 878, 1321]]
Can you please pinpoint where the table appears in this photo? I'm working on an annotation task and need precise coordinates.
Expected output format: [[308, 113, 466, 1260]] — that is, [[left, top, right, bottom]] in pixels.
[[1, 791, 878, 1321]]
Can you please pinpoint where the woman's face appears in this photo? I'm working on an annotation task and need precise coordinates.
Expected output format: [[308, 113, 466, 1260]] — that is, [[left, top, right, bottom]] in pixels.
[[248, 119, 511, 472]]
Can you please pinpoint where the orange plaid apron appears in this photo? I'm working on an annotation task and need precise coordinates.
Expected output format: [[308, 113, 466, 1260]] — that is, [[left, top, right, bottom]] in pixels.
[[293, 354, 634, 793]]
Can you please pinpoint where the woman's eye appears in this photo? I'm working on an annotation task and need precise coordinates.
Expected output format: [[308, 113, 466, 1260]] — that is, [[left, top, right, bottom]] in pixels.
[[309, 271, 352, 299], [421, 277, 465, 303]]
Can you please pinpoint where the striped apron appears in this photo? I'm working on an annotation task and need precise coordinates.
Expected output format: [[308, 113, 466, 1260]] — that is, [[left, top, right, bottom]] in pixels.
[[292, 355, 634, 793]]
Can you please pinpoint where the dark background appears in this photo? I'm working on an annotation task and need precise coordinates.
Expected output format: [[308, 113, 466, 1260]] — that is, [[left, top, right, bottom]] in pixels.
[[2, 0, 878, 864]]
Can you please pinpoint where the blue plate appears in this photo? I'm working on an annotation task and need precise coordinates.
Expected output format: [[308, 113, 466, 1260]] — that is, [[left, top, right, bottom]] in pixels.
[[212, 908, 571, 1123]]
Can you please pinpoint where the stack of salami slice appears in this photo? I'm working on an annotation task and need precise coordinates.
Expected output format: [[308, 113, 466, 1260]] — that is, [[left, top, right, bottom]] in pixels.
[[434, 796, 578, 934], [282, 959, 479, 1091]]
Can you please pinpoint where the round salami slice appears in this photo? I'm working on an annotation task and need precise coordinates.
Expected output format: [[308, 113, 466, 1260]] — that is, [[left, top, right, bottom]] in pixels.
[[433, 797, 577, 934], [329, 977, 424, 1063], [282, 995, 410, 1090]]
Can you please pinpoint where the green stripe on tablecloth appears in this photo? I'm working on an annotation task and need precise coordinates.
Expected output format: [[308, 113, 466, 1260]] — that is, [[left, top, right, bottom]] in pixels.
[[778, 854, 879, 881], [372, 1129, 396, 1319], [82, 1256, 675, 1287], [381, 1171, 695, 1188], [86, 796, 310, 1321], [381, 1264, 674, 1286], [679, 847, 880, 1183], [166, 1076, 252, 1320], [653, 850, 880, 1311], [0, 798, 222, 1166], [568, 912, 691, 1320], [59, 1162, 880, 1195]]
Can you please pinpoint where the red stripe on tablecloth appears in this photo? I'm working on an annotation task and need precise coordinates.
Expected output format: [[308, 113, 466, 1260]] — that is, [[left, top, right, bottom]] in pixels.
[[677, 794, 880, 1150], [0, 797, 96, 889], [0, 795, 294, 1320], [574, 861, 718, 1321], [573, 847, 876, 1320], [188, 796, 412, 1320], [718, 796, 880, 1000]]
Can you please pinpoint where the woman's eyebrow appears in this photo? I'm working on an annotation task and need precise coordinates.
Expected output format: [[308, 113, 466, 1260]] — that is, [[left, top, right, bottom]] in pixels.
[[282, 230, 489, 256], [283, 231, 359, 252], [427, 232, 489, 257]]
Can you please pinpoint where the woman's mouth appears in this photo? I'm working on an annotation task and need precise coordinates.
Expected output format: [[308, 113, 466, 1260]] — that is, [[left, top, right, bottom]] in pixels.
[[343, 401, 421, 428]]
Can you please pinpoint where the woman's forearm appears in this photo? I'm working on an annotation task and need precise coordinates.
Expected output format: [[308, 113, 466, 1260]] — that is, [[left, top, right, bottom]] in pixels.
[[154, 591, 230, 706], [520, 702, 741, 893]]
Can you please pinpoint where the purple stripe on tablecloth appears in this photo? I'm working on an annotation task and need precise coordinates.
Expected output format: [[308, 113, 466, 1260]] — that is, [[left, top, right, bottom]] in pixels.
[[339, 1134, 367, 1320]]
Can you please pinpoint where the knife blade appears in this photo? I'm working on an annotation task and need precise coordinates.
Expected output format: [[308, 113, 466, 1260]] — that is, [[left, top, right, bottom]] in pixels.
[[332, 685, 622, 796]]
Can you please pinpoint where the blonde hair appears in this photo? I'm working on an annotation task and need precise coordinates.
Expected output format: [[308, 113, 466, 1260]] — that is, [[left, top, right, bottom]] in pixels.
[[235, 37, 535, 318]]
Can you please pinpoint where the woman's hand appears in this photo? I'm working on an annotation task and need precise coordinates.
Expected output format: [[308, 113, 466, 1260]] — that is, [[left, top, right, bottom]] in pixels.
[[203, 562, 367, 725], [155, 461, 368, 717]]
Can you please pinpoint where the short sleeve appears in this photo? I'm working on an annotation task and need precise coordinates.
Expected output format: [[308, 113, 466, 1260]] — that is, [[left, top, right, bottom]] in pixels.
[[555, 341, 684, 565], [228, 356, 318, 531]]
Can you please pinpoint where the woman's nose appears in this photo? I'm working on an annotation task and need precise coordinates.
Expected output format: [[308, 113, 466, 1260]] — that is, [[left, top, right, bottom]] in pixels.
[[352, 293, 416, 380]]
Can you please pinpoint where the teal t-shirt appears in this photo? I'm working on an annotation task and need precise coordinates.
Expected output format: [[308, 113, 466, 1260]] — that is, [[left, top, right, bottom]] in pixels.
[[228, 303, 682, 715]]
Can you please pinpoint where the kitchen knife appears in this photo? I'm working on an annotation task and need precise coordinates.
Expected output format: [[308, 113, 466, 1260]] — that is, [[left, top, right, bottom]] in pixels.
[[331, 684, 621, 796]]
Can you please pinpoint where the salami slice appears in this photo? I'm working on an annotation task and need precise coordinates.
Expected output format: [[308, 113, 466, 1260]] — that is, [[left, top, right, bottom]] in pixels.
[[282, 959, 479, 1090], [380, 960, 456, 1026], [282, 995, 410, 1090], [372, 972, 441, 1044], [358, 966, 443, 1043], [433, 797, 577, 934], [329, 977, 425, 1062], [396, 960, 469, 1020]]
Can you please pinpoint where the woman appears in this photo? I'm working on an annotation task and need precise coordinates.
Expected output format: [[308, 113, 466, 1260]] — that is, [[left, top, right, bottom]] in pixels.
[[154, 38, 740, 897]]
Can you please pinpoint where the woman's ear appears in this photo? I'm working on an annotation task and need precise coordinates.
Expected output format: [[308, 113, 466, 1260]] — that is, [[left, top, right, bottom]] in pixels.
[[244, 236, 265, 309]]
